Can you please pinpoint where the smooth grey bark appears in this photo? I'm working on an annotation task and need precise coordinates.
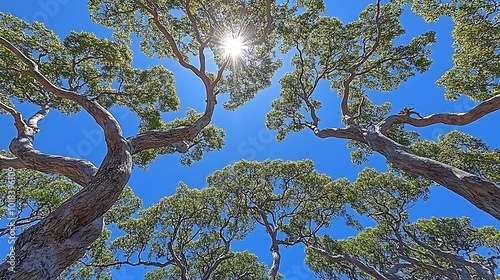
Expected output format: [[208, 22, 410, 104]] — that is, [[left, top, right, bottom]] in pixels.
[[268, 239, 281, 280], [258, 213, 280, 280]]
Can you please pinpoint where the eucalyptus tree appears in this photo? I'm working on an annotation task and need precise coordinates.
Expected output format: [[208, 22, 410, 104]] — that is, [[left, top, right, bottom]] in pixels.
[[266, 0, 500, 218], [69, 160, 498, 280], [305, 168, 500, 280], [1, 0, 499, 279], [45, 159, 346, 280], [0, 0, 278, 278], [57, 183, 265, 280], [207, 159, 350, 280]]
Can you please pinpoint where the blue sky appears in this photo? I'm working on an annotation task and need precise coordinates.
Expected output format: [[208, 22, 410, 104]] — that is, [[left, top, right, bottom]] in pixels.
[[1, 1, 499, 279]]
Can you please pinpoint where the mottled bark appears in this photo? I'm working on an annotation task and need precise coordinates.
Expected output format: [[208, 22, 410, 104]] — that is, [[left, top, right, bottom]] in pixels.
[[364, 131, 500, 220], [378, 94, 500, 134], [0, 28, 217, 278], [367, 95, 500, 220], [308, 92, 500, 221], [0, 98, 132, 279], [0, 217, 104, 280]]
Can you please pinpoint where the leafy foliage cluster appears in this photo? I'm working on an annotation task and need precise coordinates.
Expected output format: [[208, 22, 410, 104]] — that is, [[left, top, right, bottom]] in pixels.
[[0, 0, 499, 279], [3, 159, 499, 279]]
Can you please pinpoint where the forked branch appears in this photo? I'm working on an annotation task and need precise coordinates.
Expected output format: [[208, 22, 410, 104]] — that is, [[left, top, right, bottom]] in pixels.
[[135, 0, 210, 88], [0, 98, 98, 185], [249, 0, 274, 46], [0, 36, 124, 149]]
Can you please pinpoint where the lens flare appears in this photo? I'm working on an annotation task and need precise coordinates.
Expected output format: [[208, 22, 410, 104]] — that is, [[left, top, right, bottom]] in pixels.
[[223, 36, 244, 58]]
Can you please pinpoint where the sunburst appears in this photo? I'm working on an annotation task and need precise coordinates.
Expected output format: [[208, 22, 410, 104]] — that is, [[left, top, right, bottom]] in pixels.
[[222, 35, 245, 59]]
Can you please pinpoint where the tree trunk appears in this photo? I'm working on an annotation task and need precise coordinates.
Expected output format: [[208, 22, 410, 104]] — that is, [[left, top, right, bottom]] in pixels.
[[268, 234, 280, 280], [0, 146, 132, 279], [0, 217, 103, 280]]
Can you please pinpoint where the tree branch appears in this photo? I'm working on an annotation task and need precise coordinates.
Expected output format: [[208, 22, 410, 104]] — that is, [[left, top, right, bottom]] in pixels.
[[127, 1, 220, 155], [0, 215, 43, 237], [308, 245, 395, 280], [167, 220, 189, 280], [378, 94, 500, 133], [311, 125, 366, 142], [248, 0, 274, 46], [388, 218, 459, 279], [128, 126, 197, 155], [399, 255, 458, 280], [295, 42, 321, 127], [0, 102, 97, 185], [83, 259, 172, 268], [0, 35, 135, 279], [184, 0, 207, 74], [134, 1, 210, 88], [0, 155, 25, 169], [364, 132, 500, 220], [262, 213, 280, 280], [0, 36, 125, 150], [0, 100, 25, 134], [341, 0, 382, 123], [25, 104, 50, 132], [404, 228, 495, 280]]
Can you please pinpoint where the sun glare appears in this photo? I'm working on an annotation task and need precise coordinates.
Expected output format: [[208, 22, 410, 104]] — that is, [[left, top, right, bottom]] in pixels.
[[223, 36, 244, 58]]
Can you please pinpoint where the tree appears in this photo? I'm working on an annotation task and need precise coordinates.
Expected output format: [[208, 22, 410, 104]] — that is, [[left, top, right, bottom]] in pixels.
[[305, 168, 500, 279], [61, 160, 498, 280], [206, 159, 349, 280], [58, 182, 265, 280], [266, 0, 500, 219], [0, 0, 277, 278], [54, 158, 498, 280], [1, 0, 499, 279]]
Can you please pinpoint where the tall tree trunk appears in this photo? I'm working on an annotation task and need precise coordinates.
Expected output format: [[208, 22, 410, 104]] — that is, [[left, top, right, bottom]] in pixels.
[[268, 233, 281, 280], [0, 146, 132, 279], [0, 217, 103, 280]]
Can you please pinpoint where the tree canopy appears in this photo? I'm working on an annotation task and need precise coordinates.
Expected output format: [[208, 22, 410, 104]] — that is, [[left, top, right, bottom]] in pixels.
[[0, 0, 499, 279]]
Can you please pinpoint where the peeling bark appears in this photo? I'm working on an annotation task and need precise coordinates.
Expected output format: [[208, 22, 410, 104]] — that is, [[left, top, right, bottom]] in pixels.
[[0, 140, 132, 279], [0, 217, 104, 280]]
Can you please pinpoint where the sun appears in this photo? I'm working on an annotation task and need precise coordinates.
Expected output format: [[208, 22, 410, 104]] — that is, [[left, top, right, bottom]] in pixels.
[[222, 36, 245, 58]]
